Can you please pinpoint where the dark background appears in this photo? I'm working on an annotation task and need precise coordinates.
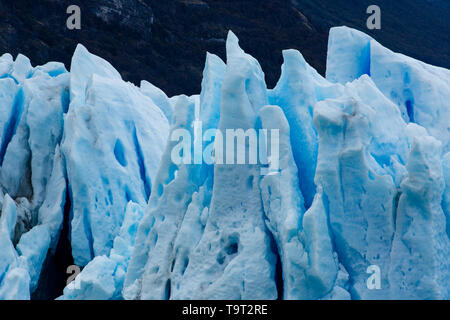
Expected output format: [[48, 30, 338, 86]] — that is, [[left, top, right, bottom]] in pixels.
[[0, 0, 449, 96]]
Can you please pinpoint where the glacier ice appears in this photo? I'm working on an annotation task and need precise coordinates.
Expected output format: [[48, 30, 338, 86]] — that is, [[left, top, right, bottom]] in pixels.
[[443, 152, 450, 239], [140, 80, 174, 123], [164, 32, 278, 300], [62, 45, 169, 266], [268, 49, 343, 208], [123, 95, 201, 300], [60, 201, 144, 300], [259, 105, 338, 300], [0, 26, 449, 300], [327, 26, 450, 153], [0, 56, 69, 299], [124, 35, 279, 299], [389, 135, 450, 299]]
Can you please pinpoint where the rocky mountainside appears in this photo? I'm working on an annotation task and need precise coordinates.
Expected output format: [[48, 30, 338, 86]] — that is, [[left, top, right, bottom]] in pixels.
[[0, 0, 449, 96]]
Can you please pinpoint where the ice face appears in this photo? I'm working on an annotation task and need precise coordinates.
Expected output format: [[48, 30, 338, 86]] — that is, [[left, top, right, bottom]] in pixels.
[[123, 33, 279, 300], [389, 136, 450, 299], [140, 80, 173, 123], [123, 95, 200, 300], [0, 26, 449, 300], [259, 105, 338, 300], [326, 27, 372, 85], [0, 47, 168, 299], [60, 202, 145, 300], [62, 46, 169, 266], [0, 56, 69, 299], [327, 26, 450, 153], [269, 49, 343, 209], [69, 44, 122, 110], [166, 32, 277, 300], [313, 81, 399, 299], [0, 194, 30, 300]]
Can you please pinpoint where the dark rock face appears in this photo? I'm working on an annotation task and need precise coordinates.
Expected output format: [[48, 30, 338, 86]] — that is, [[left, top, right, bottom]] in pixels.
[[0, 0, 449, 96], [84, 0, 154, 39]]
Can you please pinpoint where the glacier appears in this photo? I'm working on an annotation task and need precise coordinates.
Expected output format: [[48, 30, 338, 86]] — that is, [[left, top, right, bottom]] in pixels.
[[0, 26, 449, 300]]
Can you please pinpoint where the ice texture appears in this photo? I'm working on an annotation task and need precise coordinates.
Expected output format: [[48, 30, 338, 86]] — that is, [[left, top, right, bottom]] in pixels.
[[166, 33, 278, 300], [268, 49, 343, 208], [0, 46, 168, 299], [124, 34, 279, 299], [443, 153, 450, 239], [327, 26, 450, 152], [62, 45, 169, 266], [1, 26, 449, 300], [60, 201, 144, 299], [0, 55, 69, 299], [388, 136, 449, 299], [259, 105, 338, 300], [140, 80, 173, 123]]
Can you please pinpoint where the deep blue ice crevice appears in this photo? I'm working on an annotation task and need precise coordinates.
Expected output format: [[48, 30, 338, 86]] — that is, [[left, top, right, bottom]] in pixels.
[[60, 201, 145, 300], [132, 126, 151, 201], [123, 96, 199, 300], [61, 45, 169, 267], [0, 87, 24, 167], [269, 49, 343, 208], [443, 152, 450, 239], [259, 105, 339, 300], [167, 31, 277, 300]]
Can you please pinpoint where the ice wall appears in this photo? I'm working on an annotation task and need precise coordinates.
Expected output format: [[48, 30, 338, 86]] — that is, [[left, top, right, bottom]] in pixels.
[[0, 26, 449, 300]]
